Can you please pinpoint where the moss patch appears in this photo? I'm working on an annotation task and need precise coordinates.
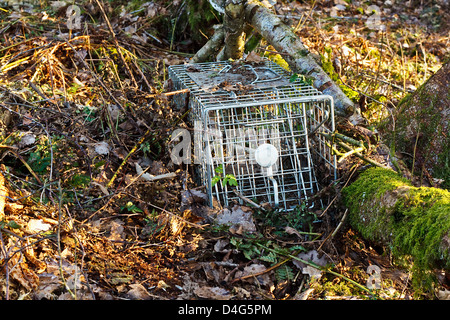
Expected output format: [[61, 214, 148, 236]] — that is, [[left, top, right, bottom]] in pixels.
[[343, 167, 450, 292]]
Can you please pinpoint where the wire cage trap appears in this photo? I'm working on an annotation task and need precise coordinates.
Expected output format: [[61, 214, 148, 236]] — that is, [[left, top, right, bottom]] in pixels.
[[168, 59, 336, 211]]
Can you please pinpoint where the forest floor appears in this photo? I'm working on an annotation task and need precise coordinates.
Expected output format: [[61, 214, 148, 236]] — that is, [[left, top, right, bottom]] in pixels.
[[0, 0, 449, 301]]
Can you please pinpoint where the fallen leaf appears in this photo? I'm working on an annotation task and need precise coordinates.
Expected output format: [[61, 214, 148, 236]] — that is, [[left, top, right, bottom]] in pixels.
[[127, 283, 152, 300], [235, 264, 272, 286], [245, 51, 264, 64], [157, 280, 170, 291], [18, 132, 36, 147], [284, 226, 304, 239], [27, 219, 52, 233], [215, 205, 256, 233], [91, 181, 109, 195], [293, 250, 329, 279], [194, 286, 232, 300], [214, 239, 229, 253], [34, 272, 61, 300], [94, 141, 110, 155]]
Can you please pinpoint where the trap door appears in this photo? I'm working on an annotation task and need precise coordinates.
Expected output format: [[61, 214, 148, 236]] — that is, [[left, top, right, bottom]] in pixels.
[[201, 98, 319, 211], [201, 103, 283, 208]]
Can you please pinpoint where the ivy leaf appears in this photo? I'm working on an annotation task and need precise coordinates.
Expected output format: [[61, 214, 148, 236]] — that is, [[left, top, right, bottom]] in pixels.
[[7, 221, 22, 229], [214, 165, 223, 174], [223, 174, 238, 186], [289, 73, 299, 83], [211, 175, 221, 187]]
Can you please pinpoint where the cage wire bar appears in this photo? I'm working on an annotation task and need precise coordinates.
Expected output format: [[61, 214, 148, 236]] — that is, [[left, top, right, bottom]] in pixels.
[[168, 59, 336, 211]]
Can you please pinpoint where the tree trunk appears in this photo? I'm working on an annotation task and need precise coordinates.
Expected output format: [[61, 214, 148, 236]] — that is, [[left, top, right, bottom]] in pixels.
[[380, 60, 450, 189], [343, 167, 450, 289], [342, 62, 450, 290], [221, 0, 246, 60]]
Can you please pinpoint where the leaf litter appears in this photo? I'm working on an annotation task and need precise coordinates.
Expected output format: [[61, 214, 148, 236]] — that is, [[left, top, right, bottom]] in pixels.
[[0, 0, 448, 301]]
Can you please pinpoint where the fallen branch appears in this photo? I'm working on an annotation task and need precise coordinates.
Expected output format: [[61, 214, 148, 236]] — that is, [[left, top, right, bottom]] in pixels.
[[317, 209, 348, 252], [192, 25, 225, 63], [144, 88, 190, 99], [232, 189, 265, 211], [244, 0, 356, 117], [135, 163, 177, 182], [343, 167, 450, 291]]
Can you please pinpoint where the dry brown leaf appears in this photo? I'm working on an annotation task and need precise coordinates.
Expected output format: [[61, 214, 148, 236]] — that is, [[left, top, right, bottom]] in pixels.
[[34, 272, 60, 300], [7, 252, 39, 292], [127, 283, 153, 300], [194, 286, 232, 300], [245, 51, 264, 64], [234, 264, 273, 286]]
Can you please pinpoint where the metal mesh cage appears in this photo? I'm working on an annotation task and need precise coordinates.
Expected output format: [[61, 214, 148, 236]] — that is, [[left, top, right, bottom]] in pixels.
[[168, 60, 336, 211]]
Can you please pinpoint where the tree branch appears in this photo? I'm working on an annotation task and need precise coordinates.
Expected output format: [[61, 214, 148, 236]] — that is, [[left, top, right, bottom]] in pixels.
[[244, 0, 357, 117]]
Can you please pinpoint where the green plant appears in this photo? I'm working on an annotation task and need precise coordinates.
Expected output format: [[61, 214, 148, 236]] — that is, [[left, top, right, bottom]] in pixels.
[[68, 174, 91, 188], [289, 73, 314, 86], [26, 135, 63, 175], [121, 201, 143, 214], [211, 164, 238, 187], [229, 234, 306, 282], [255, 203, 320, 238], [27, 150, 51, 174]]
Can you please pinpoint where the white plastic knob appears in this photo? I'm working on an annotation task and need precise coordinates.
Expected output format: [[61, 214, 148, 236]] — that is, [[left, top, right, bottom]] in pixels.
[[254, 143, 279, 168]]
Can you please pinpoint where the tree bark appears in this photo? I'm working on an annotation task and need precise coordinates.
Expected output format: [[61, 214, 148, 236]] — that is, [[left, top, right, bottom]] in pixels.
[[244, 0, 356, 117], [380, 60, 450, 189], [221, 0, 246, 60]]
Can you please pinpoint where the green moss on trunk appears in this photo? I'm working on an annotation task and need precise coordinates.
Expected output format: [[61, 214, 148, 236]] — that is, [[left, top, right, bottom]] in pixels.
[[343, 167, 450, 292]]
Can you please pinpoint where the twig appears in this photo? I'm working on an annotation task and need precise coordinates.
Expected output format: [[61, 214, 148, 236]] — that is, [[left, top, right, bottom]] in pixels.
[[0, 167, 7, 219], [232, 189, 265, 210], [6, 150, 43, 185], [130, 57, 153, 92], [319, 165, 357, 218], [0, 227, 10, 300], [230, 256, 291, 284], [0, 103, 55, 188], [124, 192, 205, 230], [56, 180, 76, 299], [144, 88, 189, 99], [106, 127, 153, 188], [317, 209, 348, 252], [64, 39, 143, 134], [320, 132, 389, 169], [411, 130, 420, 178]]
